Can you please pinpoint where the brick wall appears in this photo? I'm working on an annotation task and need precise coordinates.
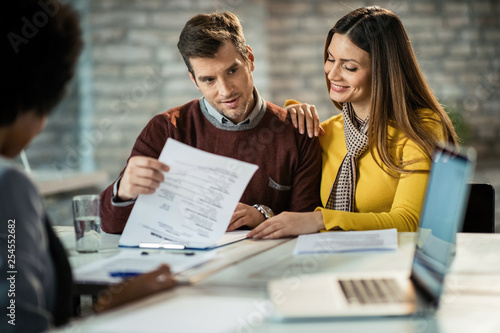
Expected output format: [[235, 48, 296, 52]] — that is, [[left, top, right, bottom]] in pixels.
[[23, 0, 500, 225], [26, 0, 500, 176]]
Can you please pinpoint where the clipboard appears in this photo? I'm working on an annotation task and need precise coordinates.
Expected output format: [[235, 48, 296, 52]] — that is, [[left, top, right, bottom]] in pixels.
[[119, 230, 250, 251]]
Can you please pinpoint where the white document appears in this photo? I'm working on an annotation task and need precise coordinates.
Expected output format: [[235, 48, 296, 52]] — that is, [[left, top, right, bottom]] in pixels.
[[73, 251, 215, 284], [293, 228, 398, 255], [119, 139, 258, 249]]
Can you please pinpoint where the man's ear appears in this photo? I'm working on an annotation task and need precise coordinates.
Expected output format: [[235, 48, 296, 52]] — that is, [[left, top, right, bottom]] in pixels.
[[247, 45, 255, 71], [189, 72, 199, 89]]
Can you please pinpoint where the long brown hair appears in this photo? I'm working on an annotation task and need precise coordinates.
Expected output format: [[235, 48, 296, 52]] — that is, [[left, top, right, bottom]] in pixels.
[[325, 7, 458, 175]]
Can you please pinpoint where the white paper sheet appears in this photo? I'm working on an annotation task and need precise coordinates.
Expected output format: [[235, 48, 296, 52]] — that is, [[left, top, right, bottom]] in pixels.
[[293, 229, 398, 255], [73, 251, 215, 284], [119, 139, 258, 248]]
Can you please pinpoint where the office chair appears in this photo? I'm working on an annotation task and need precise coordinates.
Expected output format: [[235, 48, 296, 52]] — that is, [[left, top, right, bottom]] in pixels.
[[461, 183, 495, 233]]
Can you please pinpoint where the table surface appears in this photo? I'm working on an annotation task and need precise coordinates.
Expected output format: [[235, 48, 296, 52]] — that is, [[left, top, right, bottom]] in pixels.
[[52, 227, 500, 333]]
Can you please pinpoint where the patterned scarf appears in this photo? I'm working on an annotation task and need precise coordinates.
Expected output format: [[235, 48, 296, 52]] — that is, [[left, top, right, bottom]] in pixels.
[[325, 102, 369, 212]]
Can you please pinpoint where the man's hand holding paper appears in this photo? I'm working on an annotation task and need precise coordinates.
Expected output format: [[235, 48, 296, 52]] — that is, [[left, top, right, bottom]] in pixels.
[[119, 139, 258, 249], [117, 156, 170, 201]]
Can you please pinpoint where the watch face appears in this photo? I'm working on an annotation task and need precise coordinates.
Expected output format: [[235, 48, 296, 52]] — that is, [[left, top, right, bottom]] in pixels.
[[261, 205, 274, 218], [253, 204, 274, 219]]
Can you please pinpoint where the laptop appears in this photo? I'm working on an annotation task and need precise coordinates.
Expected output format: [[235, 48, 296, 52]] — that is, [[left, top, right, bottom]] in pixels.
[[267, 145, 476, 319]]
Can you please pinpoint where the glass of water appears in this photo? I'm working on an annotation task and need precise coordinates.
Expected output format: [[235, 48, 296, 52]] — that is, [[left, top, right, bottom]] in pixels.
[[72, 194, 101, 253]]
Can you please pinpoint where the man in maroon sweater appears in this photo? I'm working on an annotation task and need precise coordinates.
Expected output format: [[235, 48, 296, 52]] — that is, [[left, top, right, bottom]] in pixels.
[[100, 12, 321, 234]]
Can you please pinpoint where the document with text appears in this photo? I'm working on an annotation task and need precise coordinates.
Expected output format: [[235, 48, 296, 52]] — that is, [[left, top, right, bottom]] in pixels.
[[74, 251, 216, 284], [119, 139, 258, 249], [293, 228, 398, 255]]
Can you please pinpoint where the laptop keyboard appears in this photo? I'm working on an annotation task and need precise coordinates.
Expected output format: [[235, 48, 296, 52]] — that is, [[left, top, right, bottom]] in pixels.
[[338, 278, 406, 305]]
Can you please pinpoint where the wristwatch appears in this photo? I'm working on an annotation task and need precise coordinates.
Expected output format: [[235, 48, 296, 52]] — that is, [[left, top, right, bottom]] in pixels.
[[253, 204, 274, 219]]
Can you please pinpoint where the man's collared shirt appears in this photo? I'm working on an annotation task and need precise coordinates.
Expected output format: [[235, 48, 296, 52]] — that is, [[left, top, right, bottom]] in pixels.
[[203, 88, 263, 127]]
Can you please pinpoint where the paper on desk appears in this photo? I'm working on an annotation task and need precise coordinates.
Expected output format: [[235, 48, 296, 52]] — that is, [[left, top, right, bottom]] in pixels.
[[73, 251, 215, 284], [119, 139, 258, 248], [293, 228, 398, 255]]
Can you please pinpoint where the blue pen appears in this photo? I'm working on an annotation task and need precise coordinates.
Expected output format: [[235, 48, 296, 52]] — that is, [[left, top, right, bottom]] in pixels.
[[109, 271, 142, 278]]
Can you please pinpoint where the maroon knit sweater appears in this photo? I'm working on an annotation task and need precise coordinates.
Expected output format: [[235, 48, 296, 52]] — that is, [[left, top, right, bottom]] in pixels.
[[100, 99, 322, 234]]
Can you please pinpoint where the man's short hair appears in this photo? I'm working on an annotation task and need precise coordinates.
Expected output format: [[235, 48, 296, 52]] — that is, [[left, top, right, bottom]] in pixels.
[[177, 11, 248, 77], [1, 0, 82, 126]]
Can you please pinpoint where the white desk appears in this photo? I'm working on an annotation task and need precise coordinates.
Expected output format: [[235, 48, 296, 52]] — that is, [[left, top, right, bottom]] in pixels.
[[51, 231, 500, 333]]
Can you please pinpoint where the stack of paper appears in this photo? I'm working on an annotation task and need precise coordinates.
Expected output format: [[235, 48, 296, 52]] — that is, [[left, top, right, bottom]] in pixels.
[[293, 229, 398, 255]]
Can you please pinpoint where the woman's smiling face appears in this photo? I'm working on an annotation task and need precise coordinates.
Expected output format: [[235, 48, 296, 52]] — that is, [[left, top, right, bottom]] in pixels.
[[324, 33, 372, 119]]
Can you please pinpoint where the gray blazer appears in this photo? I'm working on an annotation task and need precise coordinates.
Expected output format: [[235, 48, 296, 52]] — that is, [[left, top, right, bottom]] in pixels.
[[0, 164, 72, 333]]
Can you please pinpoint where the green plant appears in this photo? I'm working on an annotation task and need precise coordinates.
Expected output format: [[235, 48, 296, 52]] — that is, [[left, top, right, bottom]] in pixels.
[[444, 105, 472, 145]]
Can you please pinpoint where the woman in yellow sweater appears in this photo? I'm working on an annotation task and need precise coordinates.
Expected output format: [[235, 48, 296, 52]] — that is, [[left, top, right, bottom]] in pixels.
[[248, 6, 458, 238]]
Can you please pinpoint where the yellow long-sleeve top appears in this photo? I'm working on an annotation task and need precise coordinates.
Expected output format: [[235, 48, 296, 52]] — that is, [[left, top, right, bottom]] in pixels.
[[317, 112, 441, 232]]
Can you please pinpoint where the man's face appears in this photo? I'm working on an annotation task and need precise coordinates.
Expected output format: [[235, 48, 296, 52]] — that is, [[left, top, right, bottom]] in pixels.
[[189, 42, 256, 124]]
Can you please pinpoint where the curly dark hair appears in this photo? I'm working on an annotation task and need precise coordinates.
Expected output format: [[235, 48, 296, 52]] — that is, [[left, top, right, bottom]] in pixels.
[[1, 0, 82, 126]]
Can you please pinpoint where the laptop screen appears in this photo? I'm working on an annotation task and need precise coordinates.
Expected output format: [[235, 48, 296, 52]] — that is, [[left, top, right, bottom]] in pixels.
[[410, 145, 475, 305]]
